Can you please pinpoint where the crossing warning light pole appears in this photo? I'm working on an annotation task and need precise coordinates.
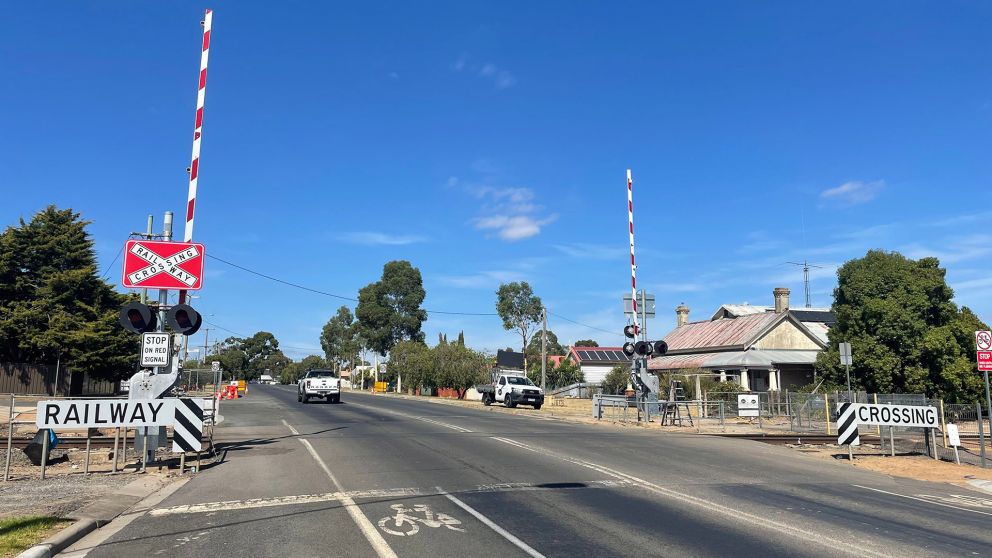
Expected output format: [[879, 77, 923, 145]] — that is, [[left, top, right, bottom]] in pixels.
[[181, 8, 213, 304]]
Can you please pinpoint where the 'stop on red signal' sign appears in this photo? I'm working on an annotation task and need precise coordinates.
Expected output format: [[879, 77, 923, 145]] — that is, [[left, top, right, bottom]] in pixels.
[[121, 240, 204, 290]]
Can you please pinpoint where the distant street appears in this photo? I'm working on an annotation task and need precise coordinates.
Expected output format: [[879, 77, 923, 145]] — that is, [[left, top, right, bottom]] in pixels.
[[78, 387, 992, 557]]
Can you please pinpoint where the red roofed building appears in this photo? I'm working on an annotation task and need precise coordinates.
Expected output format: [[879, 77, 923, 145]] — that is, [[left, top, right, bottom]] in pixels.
[[566, 346, 631, 385], [648, 288, 831, 391]]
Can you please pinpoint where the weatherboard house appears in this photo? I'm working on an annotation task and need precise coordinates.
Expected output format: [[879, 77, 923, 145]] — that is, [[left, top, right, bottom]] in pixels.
[[648, 288, 833, 391]]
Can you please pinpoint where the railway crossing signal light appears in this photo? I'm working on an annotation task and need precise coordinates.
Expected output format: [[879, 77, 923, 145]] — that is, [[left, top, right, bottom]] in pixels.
[[166, 304, 203, 336], [118, 302, 157, 334], [623, 325, 637, 338], [654, 341, 668, 356]]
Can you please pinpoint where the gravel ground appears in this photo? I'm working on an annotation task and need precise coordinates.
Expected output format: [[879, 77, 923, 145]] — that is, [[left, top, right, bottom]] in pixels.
[[0, 473, 137, 519]]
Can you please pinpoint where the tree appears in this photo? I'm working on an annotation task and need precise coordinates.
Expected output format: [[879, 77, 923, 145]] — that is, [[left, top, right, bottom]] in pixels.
[[242, 332, 280, 380], [527, 329, 563, 362], [574, 339, 599, 347], [356, 261, 427, 354], [430, 342, 489, 398], [390, 340, 429, 393], [0, 206, 138, 380], [281, 354, 326, 384], [814, 250, 989, 402], [600, 365, 630, 395], [321, 306, 357, 371], [527, 355, 583, 389], [496, 282, 543, 368]]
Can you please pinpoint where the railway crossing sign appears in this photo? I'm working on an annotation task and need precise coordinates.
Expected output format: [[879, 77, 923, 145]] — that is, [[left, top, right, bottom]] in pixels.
[[121, 239, 205, 290], [738, 394, 759, 417]]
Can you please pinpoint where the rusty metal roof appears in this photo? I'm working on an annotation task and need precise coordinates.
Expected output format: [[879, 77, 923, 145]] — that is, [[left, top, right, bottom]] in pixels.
[[649, 349, 820, 371], [662, 312, 781, 353]]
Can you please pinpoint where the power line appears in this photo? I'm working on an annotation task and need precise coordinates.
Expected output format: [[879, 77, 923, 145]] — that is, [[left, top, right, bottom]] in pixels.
[[200, 319, 322, 353], [100, 245, 125, 280], [207, 254, 358, 302], [206, 253, 498, 316], [548, 311, 620, 337], [206, 253, 625, 335]]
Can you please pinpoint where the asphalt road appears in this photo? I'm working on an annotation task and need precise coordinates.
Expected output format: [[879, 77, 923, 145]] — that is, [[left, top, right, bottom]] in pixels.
[[74, 386, 992, 557]]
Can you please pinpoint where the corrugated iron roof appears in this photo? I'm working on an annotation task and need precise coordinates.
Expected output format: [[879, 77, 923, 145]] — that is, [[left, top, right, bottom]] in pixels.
[[649, 349, 820, 370], [801, 322, 830, 344], [663, 313, 780, 352]]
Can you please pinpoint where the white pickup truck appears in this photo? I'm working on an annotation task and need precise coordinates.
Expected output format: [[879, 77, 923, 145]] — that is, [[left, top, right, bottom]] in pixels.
[[478, 371, 544, 409], [298, 369, 341, 403]]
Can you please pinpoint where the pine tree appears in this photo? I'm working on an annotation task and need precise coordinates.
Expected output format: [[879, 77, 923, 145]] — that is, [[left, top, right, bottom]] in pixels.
[[0, 206, 138, 380]]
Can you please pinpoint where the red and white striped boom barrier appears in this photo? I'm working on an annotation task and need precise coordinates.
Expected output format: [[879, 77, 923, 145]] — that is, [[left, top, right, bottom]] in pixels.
[[627, 168, 639, 336], [184, 8, 212, 243]]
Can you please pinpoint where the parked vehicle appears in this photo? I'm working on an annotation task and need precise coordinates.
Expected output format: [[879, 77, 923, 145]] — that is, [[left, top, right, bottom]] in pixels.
[[477, 371, 544, 409], [298, 369, 341, 403]]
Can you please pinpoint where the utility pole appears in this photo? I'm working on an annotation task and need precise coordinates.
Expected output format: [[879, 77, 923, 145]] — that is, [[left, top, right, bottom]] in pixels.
[[140, 214, 153, 304], [541, 307, 547, 392]]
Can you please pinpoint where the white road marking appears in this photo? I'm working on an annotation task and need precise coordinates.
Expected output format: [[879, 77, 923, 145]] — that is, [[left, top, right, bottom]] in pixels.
[[149, 479, 635, 516], [347, 400, 474, 432], [852, 484, 992, 517], [284, 419, 398, 558], [439, 487, 546, 558], [489, 437, 888, 558]]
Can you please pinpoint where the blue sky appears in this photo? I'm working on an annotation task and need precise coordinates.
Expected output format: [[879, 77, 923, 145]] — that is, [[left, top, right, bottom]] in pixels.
[[3, 2, 992, 359]]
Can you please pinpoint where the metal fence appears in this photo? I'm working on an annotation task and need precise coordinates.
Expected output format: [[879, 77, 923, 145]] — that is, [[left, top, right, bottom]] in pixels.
[[0, 363, 118, 396], [2, 393, 218, 481]]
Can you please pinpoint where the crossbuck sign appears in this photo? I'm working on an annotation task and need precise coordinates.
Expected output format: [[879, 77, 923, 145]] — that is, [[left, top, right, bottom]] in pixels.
[[121, 240, 205, 290]]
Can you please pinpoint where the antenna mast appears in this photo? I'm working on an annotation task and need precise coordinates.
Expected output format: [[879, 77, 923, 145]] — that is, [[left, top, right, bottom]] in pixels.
[[786, 260, 823, 308]]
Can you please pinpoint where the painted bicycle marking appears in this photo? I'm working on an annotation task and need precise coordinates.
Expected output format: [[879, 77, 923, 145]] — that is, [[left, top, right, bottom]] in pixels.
[[377, 503, 466, 536]]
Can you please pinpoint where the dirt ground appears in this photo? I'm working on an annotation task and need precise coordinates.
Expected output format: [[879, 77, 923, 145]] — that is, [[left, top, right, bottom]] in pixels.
[[0, 445, 181, 519], [799, 447, 992, 485]]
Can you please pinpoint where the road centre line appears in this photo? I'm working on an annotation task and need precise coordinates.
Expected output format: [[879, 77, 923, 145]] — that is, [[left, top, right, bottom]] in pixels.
[[439, 487, 546, 558], [489, 437, 888, 558], [852, 484, 992, 517], [283, 419, 398, 558], [346, 400, 473, 432], [149, 479, 635, 517]]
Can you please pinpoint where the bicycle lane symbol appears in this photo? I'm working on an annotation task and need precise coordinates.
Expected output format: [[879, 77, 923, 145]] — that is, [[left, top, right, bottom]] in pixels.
[[377, 503, 466, 537]]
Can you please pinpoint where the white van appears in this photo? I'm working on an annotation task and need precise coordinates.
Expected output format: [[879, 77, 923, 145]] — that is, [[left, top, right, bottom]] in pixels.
[[259, 374, 275, 385]]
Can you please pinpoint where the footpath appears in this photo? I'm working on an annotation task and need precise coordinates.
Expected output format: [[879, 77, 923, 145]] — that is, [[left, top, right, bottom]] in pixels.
[[367, 390, 992, 493]]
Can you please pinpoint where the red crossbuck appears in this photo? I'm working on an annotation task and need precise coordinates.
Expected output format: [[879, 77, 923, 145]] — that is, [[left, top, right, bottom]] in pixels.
[[121, 240, 205, 290]]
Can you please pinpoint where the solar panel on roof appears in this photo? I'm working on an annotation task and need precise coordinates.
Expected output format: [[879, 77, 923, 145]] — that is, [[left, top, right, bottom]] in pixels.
[[578, 351, 592, 360], [606, 351, 620, 361], [593, 350, 607, 360]]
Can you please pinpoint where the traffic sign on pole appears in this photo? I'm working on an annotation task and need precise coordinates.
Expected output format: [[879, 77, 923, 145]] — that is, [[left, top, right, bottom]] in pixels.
[[121, 240, 205, 290], [141, 333, 172, 368], [977, 330, 992, 351], [978, 351, 992, 372]]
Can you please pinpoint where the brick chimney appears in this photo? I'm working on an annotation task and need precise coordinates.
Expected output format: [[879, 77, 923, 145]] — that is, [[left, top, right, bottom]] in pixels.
[[676, 303, 690, 327], [773, 288, 790, 313]]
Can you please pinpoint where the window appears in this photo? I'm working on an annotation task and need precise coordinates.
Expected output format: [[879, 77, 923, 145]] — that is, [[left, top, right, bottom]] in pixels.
[[499, 377, 506, 385], [506, 377, 534, 386], [307, 370, 337, 379]]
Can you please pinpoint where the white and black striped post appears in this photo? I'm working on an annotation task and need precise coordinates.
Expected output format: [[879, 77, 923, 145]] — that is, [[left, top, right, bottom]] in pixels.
[[173, 398, 204, 473], [837, 401, 860, 460]]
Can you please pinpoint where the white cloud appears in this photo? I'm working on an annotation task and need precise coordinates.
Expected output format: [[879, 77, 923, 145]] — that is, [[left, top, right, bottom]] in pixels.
[[452, 54, 516, 89], [456, 180, 556, 241], [819, 180, 885, 206], [553, 243, 625, 260], [336, 232, 428, 246], [475, 214, 556, 241], [437, 270, 526, 289], [901, 234, 992, 264]]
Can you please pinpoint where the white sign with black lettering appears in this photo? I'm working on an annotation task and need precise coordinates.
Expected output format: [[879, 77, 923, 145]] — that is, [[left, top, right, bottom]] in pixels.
[[141, 332, 172, 367], [850, 403, 939, 428], [36, 399, 177, 429], [738, 394, 759, 417]]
